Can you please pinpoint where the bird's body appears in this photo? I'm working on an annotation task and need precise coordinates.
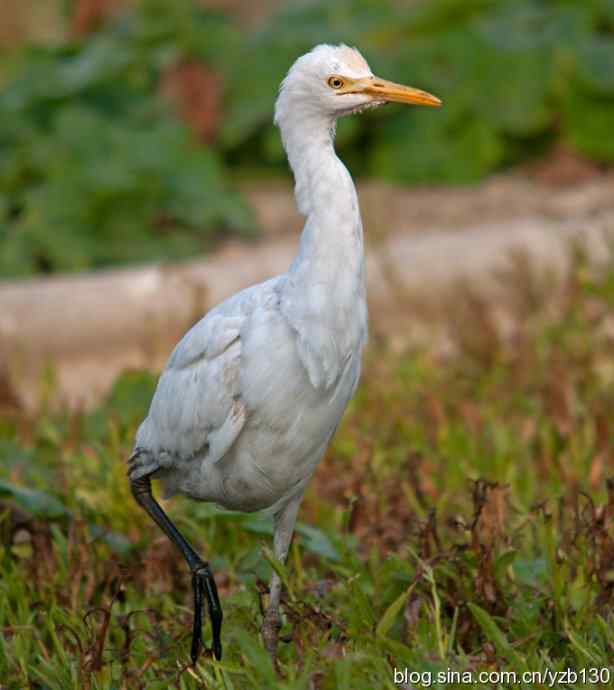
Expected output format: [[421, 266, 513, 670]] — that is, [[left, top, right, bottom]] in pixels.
[[132, 49, 369, 513], [133, 267, 365, 514], [127, 44, 440, 663]]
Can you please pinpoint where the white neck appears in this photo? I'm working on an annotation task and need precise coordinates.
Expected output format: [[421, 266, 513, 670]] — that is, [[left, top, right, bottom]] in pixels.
[[276, 105, 365, 287], [274, 103, 368, 389]]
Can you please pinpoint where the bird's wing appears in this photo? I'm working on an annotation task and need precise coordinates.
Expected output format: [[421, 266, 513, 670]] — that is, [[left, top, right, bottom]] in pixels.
[[134, 311, 246, 467]]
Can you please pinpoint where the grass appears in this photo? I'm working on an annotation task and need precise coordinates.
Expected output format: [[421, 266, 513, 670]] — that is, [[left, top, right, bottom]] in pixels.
[[1, 255, 614, 689]]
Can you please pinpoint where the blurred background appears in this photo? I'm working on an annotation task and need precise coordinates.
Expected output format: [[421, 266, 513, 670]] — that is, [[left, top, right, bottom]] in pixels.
[[2, 0, 614, 409], [1, 0, 614, 278], [1, 2, 614, 687]]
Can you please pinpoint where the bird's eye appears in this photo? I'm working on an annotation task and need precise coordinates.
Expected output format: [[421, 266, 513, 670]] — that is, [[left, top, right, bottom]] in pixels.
[[327, 76, 344, 90]]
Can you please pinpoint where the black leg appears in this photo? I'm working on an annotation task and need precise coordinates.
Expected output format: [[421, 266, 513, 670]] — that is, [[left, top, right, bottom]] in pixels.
[[130, 474, 223, 663]]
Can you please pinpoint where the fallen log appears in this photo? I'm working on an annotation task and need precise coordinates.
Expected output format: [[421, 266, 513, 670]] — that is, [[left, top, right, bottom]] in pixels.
[[1, 208, 613, 411]]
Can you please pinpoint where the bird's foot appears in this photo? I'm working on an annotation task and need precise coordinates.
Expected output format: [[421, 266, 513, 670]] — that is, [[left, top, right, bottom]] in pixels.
[[128, 470, 224, 666], [261, 608, 282, 658], [190, 563, 223, 664]]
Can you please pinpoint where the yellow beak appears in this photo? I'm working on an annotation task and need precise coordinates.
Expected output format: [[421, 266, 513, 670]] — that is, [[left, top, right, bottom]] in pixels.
[[344, 76, 442, 107]]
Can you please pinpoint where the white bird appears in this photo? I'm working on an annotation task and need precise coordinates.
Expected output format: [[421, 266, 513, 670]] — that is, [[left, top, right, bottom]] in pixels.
[[127, 44, 441, 663]]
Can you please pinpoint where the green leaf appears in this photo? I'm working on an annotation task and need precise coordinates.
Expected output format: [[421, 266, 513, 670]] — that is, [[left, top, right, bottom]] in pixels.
[[295, 523, 340, 562], [0, 480, 69, 519], [0, 2, 255, 280], [261, 546, 290, 585], [575, 37, 614, 95], [348, 576, 376, 631], [372, 107, 504, 183], [88, 524, 134, 556], [562, 88, 614, 162], [565, 625, 603, 665], [468, 603, 526, 670], [473, 44, 553, 136], [376, 586, 413, 638], [512, 557, 548, 588], [494, 549, 518, 577]]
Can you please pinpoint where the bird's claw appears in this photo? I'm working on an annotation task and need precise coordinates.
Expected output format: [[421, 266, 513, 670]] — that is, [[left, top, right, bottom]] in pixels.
[[191, 565, 223, 664]]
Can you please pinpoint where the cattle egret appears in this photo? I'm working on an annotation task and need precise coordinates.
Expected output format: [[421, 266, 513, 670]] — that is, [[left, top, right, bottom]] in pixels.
[[128, 44, 441, 663]]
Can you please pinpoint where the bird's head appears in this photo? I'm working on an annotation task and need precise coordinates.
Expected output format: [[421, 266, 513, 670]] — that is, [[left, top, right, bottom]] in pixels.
[[274, 44, 441, 127]]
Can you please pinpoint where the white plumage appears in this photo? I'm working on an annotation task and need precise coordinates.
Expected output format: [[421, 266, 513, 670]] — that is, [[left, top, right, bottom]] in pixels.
[[128, 44, 440, 662]]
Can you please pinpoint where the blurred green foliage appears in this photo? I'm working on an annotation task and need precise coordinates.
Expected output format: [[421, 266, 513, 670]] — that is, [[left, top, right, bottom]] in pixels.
[[227, 0, 614, 181], [0, 0, 253, 277], [2, 0, 614, 277]]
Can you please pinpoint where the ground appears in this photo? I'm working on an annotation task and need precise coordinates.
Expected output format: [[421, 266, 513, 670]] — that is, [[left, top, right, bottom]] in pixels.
[[1, 249, 613, 689]]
